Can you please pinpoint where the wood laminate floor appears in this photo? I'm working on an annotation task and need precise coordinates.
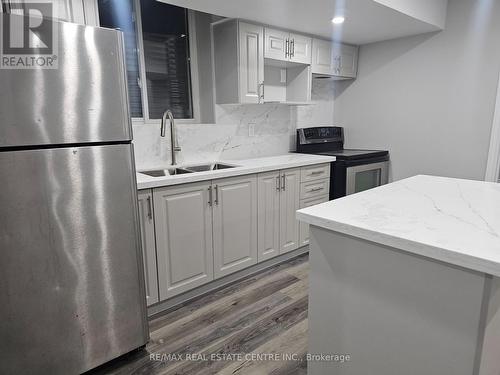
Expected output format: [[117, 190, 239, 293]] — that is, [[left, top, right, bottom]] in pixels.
[[91, 254, 309, 375]]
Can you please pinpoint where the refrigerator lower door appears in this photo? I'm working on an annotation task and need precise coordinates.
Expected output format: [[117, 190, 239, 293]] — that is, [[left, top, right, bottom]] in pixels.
[[0, 144, 148, 374]]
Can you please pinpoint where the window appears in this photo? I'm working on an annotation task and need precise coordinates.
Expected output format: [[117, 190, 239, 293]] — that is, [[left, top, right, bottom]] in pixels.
[[97, 0, 197, 121], [98, 0, 143, 118], [139, 1, 193, 119]]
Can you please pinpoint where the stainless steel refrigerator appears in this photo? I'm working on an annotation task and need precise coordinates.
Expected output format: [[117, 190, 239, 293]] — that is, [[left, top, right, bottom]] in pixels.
[[0, 15, 149, 374]]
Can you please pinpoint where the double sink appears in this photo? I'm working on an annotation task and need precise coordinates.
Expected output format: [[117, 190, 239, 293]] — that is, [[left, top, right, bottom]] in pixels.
[[139, 163, 238, 177]]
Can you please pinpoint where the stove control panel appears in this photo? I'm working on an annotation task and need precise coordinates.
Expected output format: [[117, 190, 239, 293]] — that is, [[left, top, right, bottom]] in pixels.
[[298, 127, 344, 145]]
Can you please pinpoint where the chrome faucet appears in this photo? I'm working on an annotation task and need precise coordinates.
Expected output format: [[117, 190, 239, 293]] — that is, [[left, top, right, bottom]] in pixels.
[[160, 110, 181, 166]]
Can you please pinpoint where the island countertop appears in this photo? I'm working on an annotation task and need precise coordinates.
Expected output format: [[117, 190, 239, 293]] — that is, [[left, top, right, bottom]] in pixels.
[[297, 175, 500, 276]]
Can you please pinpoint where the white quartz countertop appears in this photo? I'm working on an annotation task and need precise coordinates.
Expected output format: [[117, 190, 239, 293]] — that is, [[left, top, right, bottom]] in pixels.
[[297, 175, 500, 277], [136, 153, 335, 190]]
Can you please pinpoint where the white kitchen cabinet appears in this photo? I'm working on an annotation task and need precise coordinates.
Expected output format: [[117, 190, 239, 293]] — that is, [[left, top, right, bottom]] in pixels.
[[312, 39, 333, 76], [264, 28, 312, 65], [279, 168, 301, 254], [289, 33, 312, 64], [154, 182, 214, 300], [257, 171, 281, 261], [213, 175, 258, 278], [137, 189, 159, 306], [239, 22, 265, 104], [299, 194, 329, 247], [312, 38, 358, 79], [258, 166, 321, 260], [213, 20, 264, 104], [145, 163, 329, 303], [338, 44, 358, 77], [264, 28, 289, 62]]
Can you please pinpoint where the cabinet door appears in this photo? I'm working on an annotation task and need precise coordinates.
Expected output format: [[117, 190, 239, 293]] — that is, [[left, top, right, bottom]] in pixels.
[[239, 22, 264, 104], [280, 168, 301, 253], [339, 44, 359, 78], [154, 182, 213, 300], [289, 33, 312, 65], [312, 38, 334, 75], [264, 28, 289, 61], [137, 190, 159, 306], [299, 194, 329, 247], [257, 171, 281, 262], [213, 175, 258, 278]]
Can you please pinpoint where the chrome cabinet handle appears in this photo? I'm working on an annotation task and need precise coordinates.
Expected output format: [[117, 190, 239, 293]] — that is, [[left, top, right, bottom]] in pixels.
[[257, 82, 265, 103], [310, 171, 324, 176], [208, 185, 213, 206], [214, 185, 219, 205], [290, 39, 295, 57], [308, 187, 324, 192], [276, 175, 281, 191], [334, 56, 341, 74], [146, 196, 153, 220], [261, 82, 265, 101], [285, 38, 289, 58], [281, 174, 286, 191]]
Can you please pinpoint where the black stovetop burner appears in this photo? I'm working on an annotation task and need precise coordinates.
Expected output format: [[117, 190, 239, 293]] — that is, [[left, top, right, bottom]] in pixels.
[[296, 126, 389, 160]]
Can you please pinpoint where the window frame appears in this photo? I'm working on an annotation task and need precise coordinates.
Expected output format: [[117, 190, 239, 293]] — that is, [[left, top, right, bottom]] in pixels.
[[131, 0, 201, 125]]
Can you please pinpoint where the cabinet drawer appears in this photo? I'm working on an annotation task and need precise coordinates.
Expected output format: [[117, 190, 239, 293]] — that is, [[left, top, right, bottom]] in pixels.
[[300, 163, 330, 182], [299, 194, 329, 247], [300, 179, 330, 200], [300, 194, 330, 209]]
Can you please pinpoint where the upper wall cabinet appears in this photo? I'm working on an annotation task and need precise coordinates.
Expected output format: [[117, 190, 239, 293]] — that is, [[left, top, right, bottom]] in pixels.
[[312, 38, 359, 79], [264, 28, 312, 65], [212, 20, 264, 104], [213, 20, 311, 105]]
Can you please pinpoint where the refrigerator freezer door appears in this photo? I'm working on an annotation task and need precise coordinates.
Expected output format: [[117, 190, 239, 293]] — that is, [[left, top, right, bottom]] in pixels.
[[0, 15, 132, 147], [0, 144, 148, 374]]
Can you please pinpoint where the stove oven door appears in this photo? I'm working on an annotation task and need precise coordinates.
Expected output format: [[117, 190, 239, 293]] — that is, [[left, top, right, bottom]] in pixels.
[[345, 161, 389, 195]]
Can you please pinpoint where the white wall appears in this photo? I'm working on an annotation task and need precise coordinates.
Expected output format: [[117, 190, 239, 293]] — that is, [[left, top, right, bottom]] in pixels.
[[294, 78, 336, 129], [333, 0, 500, 181], [374, 0, 448, 29]]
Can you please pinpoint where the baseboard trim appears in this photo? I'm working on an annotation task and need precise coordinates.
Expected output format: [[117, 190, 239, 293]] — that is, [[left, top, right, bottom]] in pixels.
[[147, 246, 309, 318]]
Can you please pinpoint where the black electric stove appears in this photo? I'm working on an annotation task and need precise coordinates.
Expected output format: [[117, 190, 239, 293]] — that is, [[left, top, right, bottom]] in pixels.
[[296, 126, 390, 199]]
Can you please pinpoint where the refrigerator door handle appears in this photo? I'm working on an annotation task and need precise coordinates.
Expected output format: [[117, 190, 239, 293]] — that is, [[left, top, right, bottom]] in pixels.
[[147, 196, 153, 220]]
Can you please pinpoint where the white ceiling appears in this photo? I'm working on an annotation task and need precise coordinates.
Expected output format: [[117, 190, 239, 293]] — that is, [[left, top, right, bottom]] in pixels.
[[158, 0, 447, 45]]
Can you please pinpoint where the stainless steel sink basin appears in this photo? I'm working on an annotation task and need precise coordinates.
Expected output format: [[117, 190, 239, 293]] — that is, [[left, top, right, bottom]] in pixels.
[[184, 163, 237, 172], [140, 168, 193, 177], [139, 163, 238, 177]]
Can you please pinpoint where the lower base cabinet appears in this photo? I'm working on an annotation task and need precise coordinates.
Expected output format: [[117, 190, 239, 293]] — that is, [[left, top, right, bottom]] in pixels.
[[138, 163, 329, 305], [153, 182, 214, 300], [280, 168, 301, 253], [257, 168, 302, 261], [257, 171, 281, 261], [137, 190, 159, 306], [152, 175, 257, 300], [213, 175, 258, 278]]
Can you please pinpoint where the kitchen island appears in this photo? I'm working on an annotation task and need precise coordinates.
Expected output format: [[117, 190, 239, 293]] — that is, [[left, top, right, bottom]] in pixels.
[[297, 175, 500, 375]]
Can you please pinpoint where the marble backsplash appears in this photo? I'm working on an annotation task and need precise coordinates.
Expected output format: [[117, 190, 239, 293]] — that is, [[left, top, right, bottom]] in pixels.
[[133, 79, 335, 171]]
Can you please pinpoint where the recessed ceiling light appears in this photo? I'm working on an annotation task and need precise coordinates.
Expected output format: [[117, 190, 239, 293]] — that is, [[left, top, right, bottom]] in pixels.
[[332, 16, 345, 24]]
